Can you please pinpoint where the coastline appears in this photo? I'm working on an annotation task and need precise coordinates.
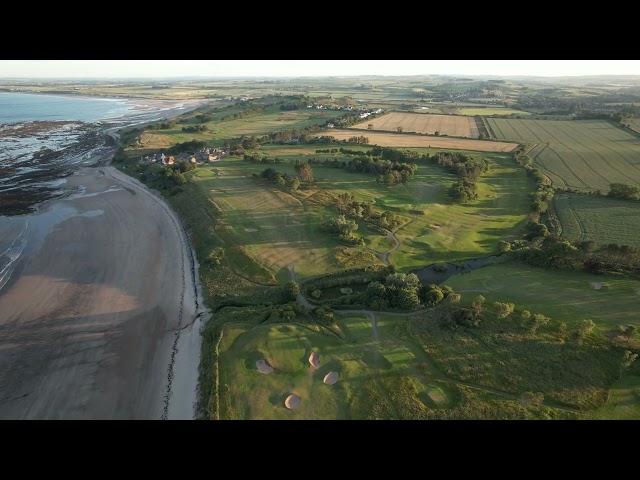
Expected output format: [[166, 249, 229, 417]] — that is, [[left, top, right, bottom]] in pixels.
[[0, 98, 209, 419]]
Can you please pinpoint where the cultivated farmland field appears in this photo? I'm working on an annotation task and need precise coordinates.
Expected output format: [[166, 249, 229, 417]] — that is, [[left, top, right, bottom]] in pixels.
[[351, 112, 480, 138], [322, 129, 518, 152], [554, 193, 640, 247], [456, 107, 531, 117], [486, 118, 640, 191]]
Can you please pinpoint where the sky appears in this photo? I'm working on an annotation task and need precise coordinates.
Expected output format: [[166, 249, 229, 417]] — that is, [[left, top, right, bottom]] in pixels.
[[1, 60, 640, 79]]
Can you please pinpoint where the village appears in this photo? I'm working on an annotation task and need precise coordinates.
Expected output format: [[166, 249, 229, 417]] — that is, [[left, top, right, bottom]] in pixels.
[[306, 102, 383, 119], [140, 146, 228, 166]]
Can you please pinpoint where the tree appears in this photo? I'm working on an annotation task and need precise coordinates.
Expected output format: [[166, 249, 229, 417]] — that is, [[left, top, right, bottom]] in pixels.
[[397, 126, 403, 133], [608, 183, 639, 200], [366, 281, 387, 308], [420, 285, 444, 306], [207, 247, 225, 266], [295, 161, 314, 182], [579, 319, 596, 336], [494, 301, 515, 319], [313, 306, 335, 325], [472, 295, 486, 317], [497, 241, 512, 253], [385, 272, 420, 291], [396, 288, 421, 310], [283, 281, 300, 301], [529, 313, 550, 335], [446, 293, 462, 305], [311, 289, 322, 299], [618, 324, 636, 339], [288, 177, 301, 191], [557, 321, 569, 341], [621, 350, 638, 370]]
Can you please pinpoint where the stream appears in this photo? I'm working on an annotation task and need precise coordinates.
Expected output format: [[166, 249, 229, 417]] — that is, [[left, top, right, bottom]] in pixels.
[[412, 254, 508, 285]]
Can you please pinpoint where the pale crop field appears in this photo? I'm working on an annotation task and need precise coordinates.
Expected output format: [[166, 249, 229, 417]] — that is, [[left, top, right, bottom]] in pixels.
[[321, 129, 518, 153], [486, 118, 640, 191], [456, 107, 531, 117], [351, 112, 480, 138]]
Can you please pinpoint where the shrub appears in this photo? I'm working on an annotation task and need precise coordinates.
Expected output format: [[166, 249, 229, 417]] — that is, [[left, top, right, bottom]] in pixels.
[[313, 306, 335, 325], [283, 281, 300, 301], [494, 301, 515, 319], [207, 247, 225, 266]]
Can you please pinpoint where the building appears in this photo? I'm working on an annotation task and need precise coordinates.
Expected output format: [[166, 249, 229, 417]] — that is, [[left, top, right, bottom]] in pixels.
[[161, 153, 175, 166]]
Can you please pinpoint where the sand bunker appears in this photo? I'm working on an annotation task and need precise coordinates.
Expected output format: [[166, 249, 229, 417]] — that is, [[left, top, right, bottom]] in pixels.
[[256, 359, 273, 374], [323, 371, 339, 385], [591, 282, 603, 290], [244, 228, 258, 232], [284, 393, 301, 410], [308, 352, 320, 369]]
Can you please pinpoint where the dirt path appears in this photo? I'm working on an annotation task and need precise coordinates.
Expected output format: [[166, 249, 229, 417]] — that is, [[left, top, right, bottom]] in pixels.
[[375, 228, 401, 265], [0, 166, 206, 419]]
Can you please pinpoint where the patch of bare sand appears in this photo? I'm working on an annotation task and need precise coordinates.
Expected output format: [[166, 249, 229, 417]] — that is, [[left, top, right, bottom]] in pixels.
[[285, 393, 301, 410], [256, 359, 273, 374], [0, 166, 201, 419], [323, 371, 339, 385], [309, 351, 320, 369]]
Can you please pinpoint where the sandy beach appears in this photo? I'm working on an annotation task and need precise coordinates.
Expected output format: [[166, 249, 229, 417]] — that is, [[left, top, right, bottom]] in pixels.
[[0, 166, 206, 419]]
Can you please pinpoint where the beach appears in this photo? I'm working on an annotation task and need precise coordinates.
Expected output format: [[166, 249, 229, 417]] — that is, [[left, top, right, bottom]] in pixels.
[[0, 166, 206, 419]]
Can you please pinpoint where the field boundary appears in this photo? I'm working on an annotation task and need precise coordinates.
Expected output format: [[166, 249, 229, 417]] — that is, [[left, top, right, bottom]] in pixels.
[[321, 129, 520, 153]]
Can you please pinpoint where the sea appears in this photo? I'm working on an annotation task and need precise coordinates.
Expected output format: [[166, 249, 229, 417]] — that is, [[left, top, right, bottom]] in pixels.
[[0, 92, 137, 216], [0, 92, 136, 291], [0, 91, 133, 124], [0, 91, 199, 292]]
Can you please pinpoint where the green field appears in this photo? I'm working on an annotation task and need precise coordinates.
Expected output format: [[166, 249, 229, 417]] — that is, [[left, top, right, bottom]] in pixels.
[[113, 85, 640, 420], [181, 159, 353, 282], [588, 374, 640, 419], [217, 313, 446, 420], [217, 295, 632, 418], [457, 107, 531, 116], [253, 145, 532, 270], [139, 106, 341, 148], [486, 118, 640, 191], [446, 262, 640, 329], [217, 310, 575, 419], [383, 151, 530, 268], [555, 193, 640, 248]]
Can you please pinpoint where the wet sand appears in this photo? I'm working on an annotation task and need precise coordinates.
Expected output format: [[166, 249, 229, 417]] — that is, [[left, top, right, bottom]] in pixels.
[[0, 166, 205, 419]]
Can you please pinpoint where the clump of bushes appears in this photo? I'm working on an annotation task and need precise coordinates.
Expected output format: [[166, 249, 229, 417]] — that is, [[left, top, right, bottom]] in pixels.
[[207, 247, 225, 266], [182, 125, 207, 133], [283, 281, 300, 301], [608, 182, 639, 201], [365, 273, 425, 311], [258, 167, 300, 192], [321, 215, 363, 246]]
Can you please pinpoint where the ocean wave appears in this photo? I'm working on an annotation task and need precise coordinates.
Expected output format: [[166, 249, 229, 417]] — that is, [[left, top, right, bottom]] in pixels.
[[0, 221, 29, 292]]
